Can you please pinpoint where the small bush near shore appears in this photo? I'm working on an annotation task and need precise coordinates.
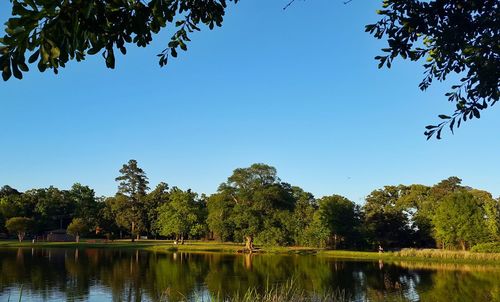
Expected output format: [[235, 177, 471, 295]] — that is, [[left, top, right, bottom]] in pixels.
[[471, 242, 500, 254]]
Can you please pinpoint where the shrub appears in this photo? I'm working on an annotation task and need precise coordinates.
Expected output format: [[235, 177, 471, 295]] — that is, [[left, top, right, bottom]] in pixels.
[[471, 242, 500, 253]]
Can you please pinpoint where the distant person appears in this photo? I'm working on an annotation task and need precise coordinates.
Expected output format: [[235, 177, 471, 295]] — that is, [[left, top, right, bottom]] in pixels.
[[378, 245, 384, 253]]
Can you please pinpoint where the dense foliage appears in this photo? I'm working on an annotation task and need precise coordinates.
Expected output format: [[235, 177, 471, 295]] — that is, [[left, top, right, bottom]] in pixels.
[[471, 242, 500, 254], [5, 216, 33, 242], [1, 160, 499, 251], [66, 218, 87, 242], [2, 1, 498, 139]]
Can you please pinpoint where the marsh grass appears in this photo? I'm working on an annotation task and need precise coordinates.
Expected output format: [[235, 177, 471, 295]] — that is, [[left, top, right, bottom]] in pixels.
[[159, 280, 413, 302], [391, 248, 500, 262], [160, 280, 351, 302]]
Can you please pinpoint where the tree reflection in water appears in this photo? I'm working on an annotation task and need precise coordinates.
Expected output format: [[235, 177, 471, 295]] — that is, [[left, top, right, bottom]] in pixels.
[[0, 248, 499, 301]]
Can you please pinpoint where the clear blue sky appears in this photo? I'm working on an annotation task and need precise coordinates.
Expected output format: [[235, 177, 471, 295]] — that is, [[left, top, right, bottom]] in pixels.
[[1, 0, 499, 203]]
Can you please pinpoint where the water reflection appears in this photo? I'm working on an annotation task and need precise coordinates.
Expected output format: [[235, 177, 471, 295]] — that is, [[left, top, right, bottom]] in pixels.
[[0, 248, 499, 301]]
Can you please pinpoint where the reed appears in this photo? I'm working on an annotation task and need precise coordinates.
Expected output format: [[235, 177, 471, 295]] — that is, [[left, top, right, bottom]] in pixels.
[[159, 281, 349, 302], [160, 280, 411, 302], [392, 248, 500, 262], [223, 281, 348, 302]]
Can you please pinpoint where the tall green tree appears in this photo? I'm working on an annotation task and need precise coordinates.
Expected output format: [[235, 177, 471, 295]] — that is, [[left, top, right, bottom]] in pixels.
[[0, 186, 25, 233], [116, 159, 150, 197], [212, 163, 295, 251], [69, 183, 100, 231], [5, 216, 34, 242], [397, 184, 434, 247], [145, 182, 171, 238], [433, 191, 490, 250], [106, 194, 142, 240], [67, 218, 88, 243], [156, 188, 205, 243], [485, 196, 500, 242], [26, 187, 74, 232], [363, 186, 412, 249], [317, 195, 358, 249], [470, 189, 500, 242], [207, 191, 235, 242], [290, 187, 316, 246], [99, 196, 123, 239], [115, 159, 150, 241], [300, 211, 330, 248]]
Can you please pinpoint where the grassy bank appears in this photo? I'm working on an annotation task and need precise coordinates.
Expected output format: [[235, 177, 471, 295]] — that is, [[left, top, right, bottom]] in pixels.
[[0, 239, 168, 249], [1, 240, 500, 264], [318, 249, 500, 264]]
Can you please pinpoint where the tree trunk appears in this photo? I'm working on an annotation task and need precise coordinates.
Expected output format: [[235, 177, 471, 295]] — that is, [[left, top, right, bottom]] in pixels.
[[17, 232, 25, 243], [180, 234, 185, 245], [460, 240, 466, 251], [333, 234, 338, 250], [76, 234, 80, 243], [245, 235, 254, 253], [131, 222, 135, 242]]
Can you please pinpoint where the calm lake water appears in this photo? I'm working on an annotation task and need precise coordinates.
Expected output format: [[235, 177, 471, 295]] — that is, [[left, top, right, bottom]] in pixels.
[[0, 248, 499, 302]]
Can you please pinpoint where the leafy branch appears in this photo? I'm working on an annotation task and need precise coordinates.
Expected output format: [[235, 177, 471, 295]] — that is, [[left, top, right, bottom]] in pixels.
[[367, 0, 499, 139], [0, 0, 239, 80]]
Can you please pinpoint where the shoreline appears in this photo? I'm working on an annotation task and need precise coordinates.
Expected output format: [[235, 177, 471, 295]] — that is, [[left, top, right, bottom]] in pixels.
[[1, 240, 500, 265]]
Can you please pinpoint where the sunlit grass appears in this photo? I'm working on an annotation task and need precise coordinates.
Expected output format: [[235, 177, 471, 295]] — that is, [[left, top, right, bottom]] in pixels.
[[391, 248, 500, 262]]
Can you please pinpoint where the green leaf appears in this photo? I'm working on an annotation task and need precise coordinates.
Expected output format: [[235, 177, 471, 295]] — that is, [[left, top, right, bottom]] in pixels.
[[28, 49, 40, 63], [2, 63, 12, 81], [87, 48, 101, 55], [18, 61, 28, 72], [12, 62, 22, 79], [50, 47, 60, 59]]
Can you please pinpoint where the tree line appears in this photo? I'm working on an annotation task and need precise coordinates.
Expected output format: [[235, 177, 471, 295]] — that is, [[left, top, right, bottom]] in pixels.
[[1, 160, 499, 251]]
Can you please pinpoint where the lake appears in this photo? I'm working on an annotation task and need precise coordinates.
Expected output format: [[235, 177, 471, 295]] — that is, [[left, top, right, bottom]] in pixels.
[[0, 248, 499, 301]]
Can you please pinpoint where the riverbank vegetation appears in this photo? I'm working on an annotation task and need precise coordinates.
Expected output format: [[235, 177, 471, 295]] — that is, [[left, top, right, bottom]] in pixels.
[[1, 161, 499, 254], [2, 240, 500, 265]]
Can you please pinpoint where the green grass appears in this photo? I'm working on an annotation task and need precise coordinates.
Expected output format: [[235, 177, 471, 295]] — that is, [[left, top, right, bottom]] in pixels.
[[319, 248, 500, 264], [2, 239, 500, 264]]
